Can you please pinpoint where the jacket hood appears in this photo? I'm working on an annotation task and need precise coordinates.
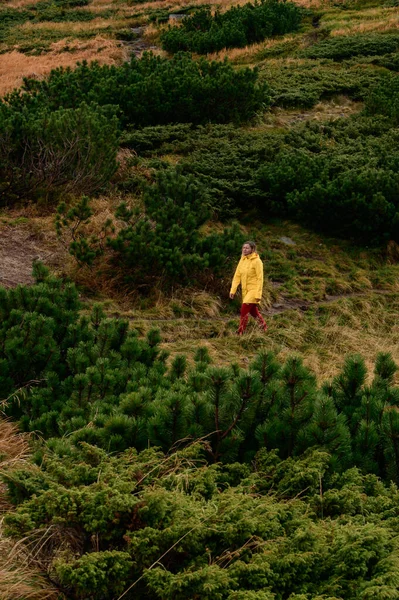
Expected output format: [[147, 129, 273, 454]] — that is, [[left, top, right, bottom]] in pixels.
[[242, 252, 259, 259]]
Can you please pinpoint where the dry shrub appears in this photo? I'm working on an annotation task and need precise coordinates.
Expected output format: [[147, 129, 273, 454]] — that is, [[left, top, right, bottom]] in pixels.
[[114, 148, 139, 184], [0, 37, 128, 96]]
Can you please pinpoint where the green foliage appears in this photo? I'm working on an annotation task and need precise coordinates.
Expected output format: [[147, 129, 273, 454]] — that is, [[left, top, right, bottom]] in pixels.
[[56, 196, 113, 266], [55, 551, 133, 599], [108, 171, 244, 288], [130, 114, 399, 244], [366, 75, 399, 125], [161, 0, 301, 54], [8, 52, 267, 128], [3, 272, 399, 480], [301, 33, 399, 61], [123, 123, 280, 218], [56, 173, 244, 289], [0, 268, 162, 438], [121, 123, 194, 153], [4, 442, 399, 599], [0, 2, 99, 49], [124, 114, 399, 244], [0, 102, 119, 203], [262, 60, 384, 108], [0, 8, 31, 43]]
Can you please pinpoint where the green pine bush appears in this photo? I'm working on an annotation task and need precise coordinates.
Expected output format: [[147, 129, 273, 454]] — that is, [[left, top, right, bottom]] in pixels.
[[7, 52, 267, 128], [365, 74, 399, 124], [161, 0, 302, 54], [4, 441, 399, 600], [3, 269, 399, 479], [301, 33, 399, 61], [0, 102, 119, 203]]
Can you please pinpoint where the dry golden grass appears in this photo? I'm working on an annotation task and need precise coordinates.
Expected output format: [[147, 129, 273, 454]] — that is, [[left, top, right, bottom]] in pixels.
[[87, 0, 119, 7], [331, 15, 399, 36], [205, 34, 296, 63], [292, 0, 330, 6], [17, 17, 127, 33], [205, 30, 321, 64], [154, 293, 399, 383], [0, 37, 128, 96], [2, 0, 41, 6], [142, 23, 162, 44], [248, 97, 363, 130], [118, 0, 254, 16], [0, 420, 30, 468], [0, 419, 29, 515], [0, 520, 62, 600], [321, 6, 399, 35]]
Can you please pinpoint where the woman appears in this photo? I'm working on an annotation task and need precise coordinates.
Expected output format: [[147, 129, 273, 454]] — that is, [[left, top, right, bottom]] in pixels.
[[229, 241, 268, 335]]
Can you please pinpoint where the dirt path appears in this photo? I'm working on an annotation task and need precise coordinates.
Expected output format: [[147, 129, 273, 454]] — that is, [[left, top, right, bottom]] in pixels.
[[0, 224, 62, 288], [118, 27, 159, 57]]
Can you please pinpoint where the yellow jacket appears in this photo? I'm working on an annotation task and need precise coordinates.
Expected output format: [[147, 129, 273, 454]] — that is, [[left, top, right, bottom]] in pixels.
[[230, 252, 264, 304]]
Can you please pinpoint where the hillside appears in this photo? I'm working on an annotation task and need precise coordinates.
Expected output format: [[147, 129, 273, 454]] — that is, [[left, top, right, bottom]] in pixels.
[[1, 0, 399, 597]]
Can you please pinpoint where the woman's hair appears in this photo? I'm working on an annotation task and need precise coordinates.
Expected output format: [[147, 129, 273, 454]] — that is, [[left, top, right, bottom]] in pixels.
[[244, 240, 257, 251]]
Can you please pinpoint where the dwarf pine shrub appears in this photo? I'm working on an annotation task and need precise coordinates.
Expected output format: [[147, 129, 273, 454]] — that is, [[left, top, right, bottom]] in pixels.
[[0, 102, 119, 203], [7, 52, 267, 128], [161, 0, 302, 54], [365, 74, 399, 124], [301, 33, 399, 61], [4, 442, 399, 599], [131, 114, 399, 244], [56, 173, 245, 290], [3, 269, 399, 479]]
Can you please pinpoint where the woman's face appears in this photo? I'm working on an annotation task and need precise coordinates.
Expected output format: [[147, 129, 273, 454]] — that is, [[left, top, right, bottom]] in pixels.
[[242, 243, 253, 256]]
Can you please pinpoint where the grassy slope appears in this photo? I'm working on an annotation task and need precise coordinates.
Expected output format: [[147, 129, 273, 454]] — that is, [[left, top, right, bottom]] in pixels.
[[1, 1, 399, 594], [102, 220, 399, 381]]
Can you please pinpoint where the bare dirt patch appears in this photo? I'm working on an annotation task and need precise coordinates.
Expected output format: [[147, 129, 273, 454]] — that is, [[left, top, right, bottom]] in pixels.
[[0, 220, 65, 288]]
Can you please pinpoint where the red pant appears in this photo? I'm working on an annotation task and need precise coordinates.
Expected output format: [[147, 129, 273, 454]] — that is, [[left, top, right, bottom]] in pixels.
[[238, 303, 267, 334]]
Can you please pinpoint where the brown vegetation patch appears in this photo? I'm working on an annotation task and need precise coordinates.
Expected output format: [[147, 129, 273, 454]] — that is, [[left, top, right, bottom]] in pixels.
[[0, 37, 127, 96], [255, 96, 363, 129], [0, 213, 66, 288], [0, 419, 30, 515], [0, 225, 42, 288], [17, 16, 127, 33], [331, 14, 399, 36], [2, 0, 41, 6], [293, 0, 328, 5], [0, 420, 29, 471], [205, 34, 298, 63]]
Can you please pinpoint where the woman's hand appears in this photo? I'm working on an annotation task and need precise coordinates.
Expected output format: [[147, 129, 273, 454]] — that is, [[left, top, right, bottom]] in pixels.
[[229, 293, 235, 299]]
